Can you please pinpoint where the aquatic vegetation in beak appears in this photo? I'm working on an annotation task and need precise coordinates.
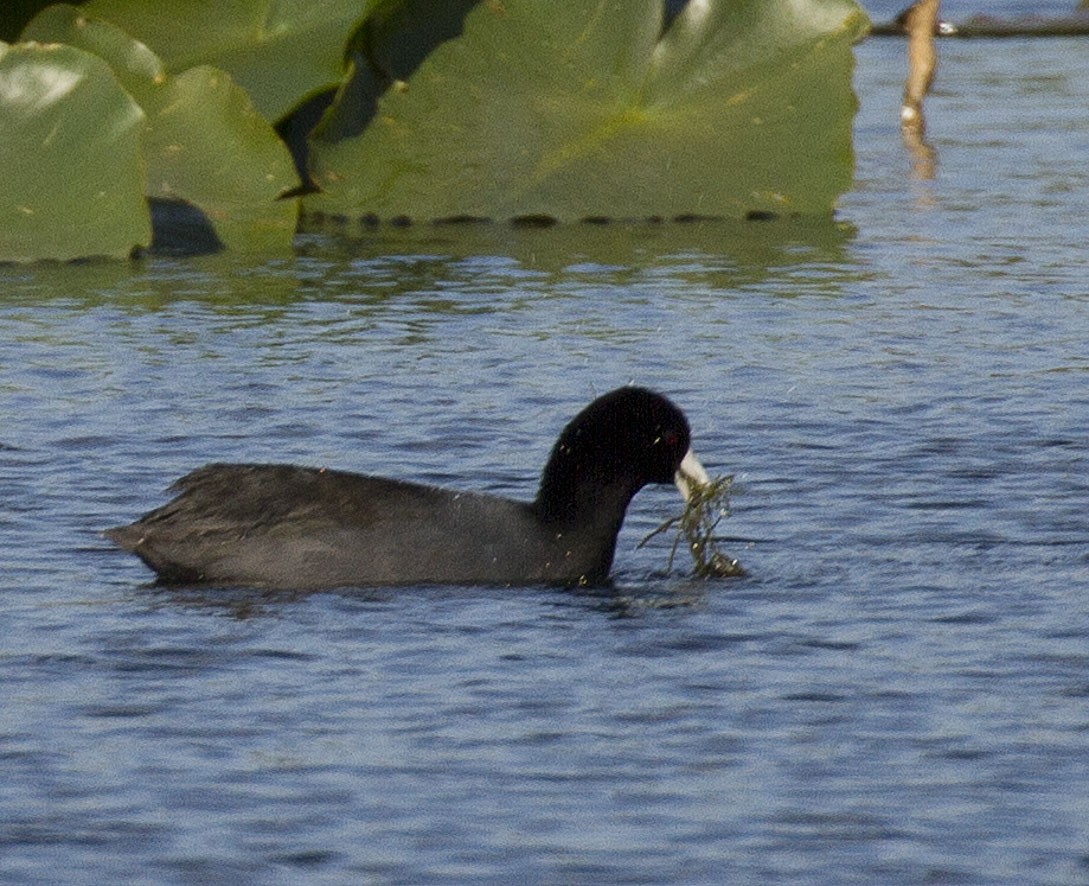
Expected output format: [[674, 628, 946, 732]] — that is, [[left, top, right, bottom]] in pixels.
[[644, 470, 744, 579]]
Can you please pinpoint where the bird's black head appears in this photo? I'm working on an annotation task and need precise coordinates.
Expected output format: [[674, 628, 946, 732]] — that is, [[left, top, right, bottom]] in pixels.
[[536, 387, 695, 521]]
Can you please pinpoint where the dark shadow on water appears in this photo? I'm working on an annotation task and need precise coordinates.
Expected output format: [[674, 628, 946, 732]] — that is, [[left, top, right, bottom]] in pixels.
[[1, 215, 861, 311], [581, 582, 715, 618], [297, 215, 858, 286], [132, 571, 740, 620], [147, 199, 224, 257], [138, 582, 329, 619]]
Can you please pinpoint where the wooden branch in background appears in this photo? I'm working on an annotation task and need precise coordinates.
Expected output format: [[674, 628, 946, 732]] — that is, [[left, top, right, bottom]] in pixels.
[[872, 12, 1089, 38]]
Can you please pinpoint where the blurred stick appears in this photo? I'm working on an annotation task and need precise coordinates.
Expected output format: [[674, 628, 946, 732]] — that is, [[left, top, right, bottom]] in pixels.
[[899, 0, 940, 131], [897, 0, 940, 180]]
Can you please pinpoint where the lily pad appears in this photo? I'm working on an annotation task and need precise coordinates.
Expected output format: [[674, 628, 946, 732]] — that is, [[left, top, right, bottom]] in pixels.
[[78, 0, 374, 121], [305, 0, 870, 221], [22, 5, 299, 253], [0, 41, 149, 261]]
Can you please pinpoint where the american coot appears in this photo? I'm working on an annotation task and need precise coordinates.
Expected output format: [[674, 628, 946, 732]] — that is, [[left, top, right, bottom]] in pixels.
[[106, 386, 711, 589]]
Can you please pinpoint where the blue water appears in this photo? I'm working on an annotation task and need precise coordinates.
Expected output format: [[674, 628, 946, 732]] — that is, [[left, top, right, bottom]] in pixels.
[[3, 25, 1089, 886]]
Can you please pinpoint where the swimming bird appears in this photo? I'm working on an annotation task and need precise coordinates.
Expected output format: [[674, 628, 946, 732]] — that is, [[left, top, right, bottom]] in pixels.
[[105, 386, 710, 589]]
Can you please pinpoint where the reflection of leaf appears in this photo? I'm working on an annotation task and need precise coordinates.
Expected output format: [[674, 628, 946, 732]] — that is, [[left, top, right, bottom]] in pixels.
[[0, 41, 150, 261], [78, 0, 374, 121], [306, 0, 869, 221], [22, 5, 298, 253]]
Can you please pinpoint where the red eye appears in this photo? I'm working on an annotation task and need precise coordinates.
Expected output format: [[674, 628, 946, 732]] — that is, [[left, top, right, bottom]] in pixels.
[[661, 430, 678, 448]]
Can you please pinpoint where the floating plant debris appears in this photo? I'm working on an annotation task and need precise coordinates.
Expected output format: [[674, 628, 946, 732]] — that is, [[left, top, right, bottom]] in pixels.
[[641, 473, 745, 578]]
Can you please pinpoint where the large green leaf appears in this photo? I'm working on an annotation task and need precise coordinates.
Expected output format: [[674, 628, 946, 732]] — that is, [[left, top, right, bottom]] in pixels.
[[0, 41, 150, 261], [78, 0, 374, 121], [305, 0, 869, 221], [23, 5, 299, 253], [139, 63, 300, 251]]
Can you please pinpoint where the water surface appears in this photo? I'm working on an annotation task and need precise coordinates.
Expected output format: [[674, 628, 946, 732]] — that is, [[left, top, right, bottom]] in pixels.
[[2, 27, 1089, 886]]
